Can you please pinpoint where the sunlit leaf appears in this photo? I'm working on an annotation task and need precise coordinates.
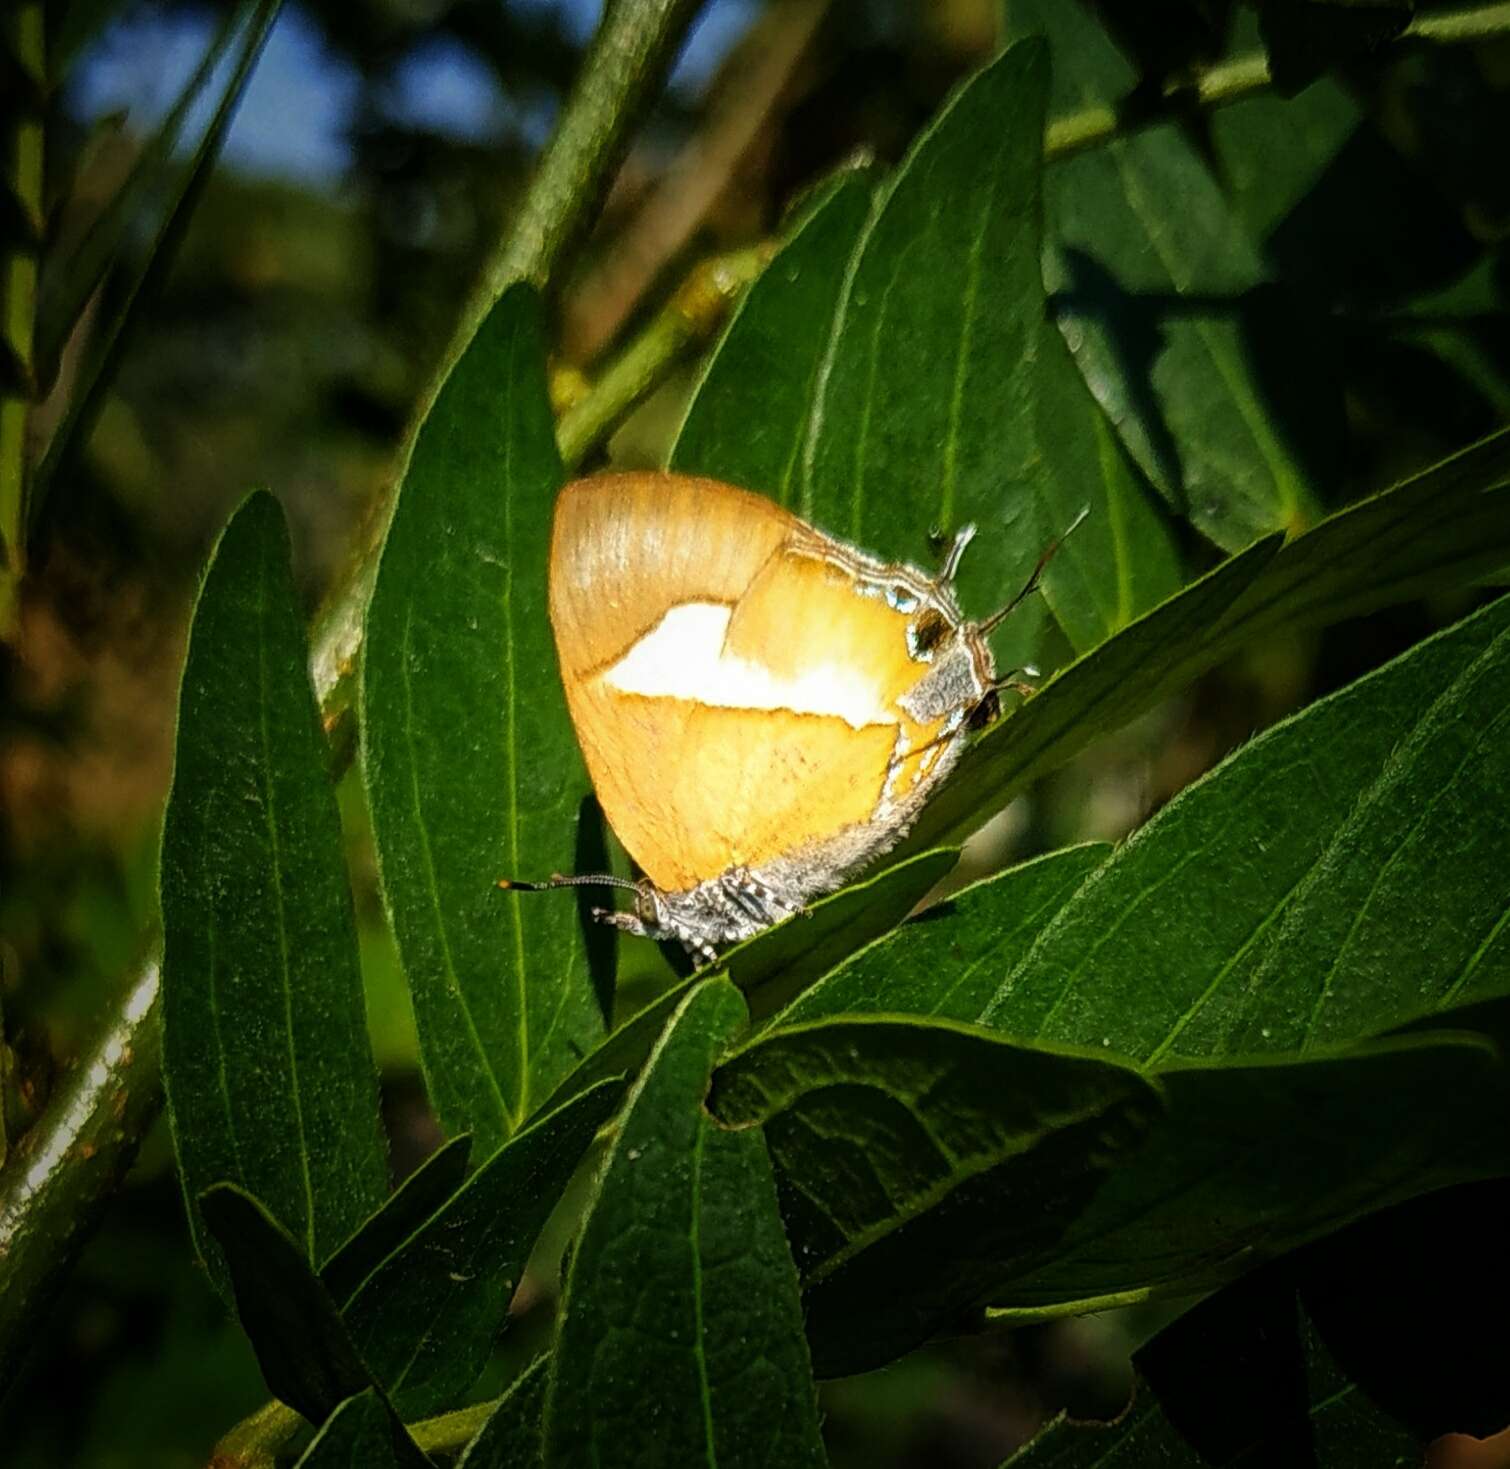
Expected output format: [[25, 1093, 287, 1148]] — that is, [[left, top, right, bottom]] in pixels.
[[671, 169, 872, 502], [362, 284, 603, 1153]]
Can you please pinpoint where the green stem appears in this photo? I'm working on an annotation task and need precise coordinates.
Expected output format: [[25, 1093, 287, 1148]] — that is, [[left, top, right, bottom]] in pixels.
[[0, 0, 44, 637], [556, 244, 770, 470], [209, 1390, 500, 1467], [0, 960, 162, 1392], [469, 0, 705, 305], [1044, 0, 1510, 162]]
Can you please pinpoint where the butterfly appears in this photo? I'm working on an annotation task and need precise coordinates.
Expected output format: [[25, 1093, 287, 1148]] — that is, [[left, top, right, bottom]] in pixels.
[[504, 472, 1076, 962]]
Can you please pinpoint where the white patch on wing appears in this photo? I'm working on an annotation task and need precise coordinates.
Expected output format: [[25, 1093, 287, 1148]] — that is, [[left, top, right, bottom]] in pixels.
[[601, 601, 892, 729]]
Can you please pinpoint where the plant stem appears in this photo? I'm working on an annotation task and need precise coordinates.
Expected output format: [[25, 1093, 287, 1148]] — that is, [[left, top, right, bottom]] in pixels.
[[556, 243, 771, 470], [447, 0, 707, 390], [1044, 0, 1510, 162], [0, 0, 44, 638], [0, 960, 162, 1393]]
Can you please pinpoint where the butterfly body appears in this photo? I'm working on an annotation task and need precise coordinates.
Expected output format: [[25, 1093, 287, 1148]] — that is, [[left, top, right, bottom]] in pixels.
[[545, 472, 998, 960]]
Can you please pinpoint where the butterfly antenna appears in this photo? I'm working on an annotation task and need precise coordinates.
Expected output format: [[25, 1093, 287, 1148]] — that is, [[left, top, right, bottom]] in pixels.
[[497, 873, 643, 895], [976, 506, 1090, 636]]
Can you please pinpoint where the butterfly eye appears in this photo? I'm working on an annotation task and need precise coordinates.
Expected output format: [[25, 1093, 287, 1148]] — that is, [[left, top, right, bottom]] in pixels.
[[908, 607, 949, 657]]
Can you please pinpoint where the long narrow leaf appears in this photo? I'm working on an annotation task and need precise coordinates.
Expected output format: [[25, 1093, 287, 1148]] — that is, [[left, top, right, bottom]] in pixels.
[[543, 980, 826, 1467], [362, 283, 603, 1152], [161, 493, 387, 1293]]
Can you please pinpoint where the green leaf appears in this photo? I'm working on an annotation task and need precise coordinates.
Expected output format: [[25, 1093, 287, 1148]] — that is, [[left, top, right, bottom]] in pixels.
[[671, 169, 872, 502], [1210, 29, 1365, 250], [798, 40, 1050, 669], [198, 1183, 370, 1423], [989, 1034, 1508, 1312], [161, 493, 387, 1290], [1229, 607, 1510, 1053], [338, 1078, 620, 1420], [682, 39, 1180, 655], [977, 593, 1510, 1061], [538, 847, 958, 1116], [293, 1389, 423, 1469], [362, 283, 603, 1153], [1010, 0, 1326, 549], [1208, 422, 1510, 648], [320, 1136, 472, 1307], [723, 846, 959, 1022], [457, 1355, 549, 1469], [912, 426, 1510, 855], [542, 980, 825, 1468], [775, 845, 1109, 1028], [708, 1015, 1162, 1375], [1031, 331, 1183, 653], [30, 0, 284, 525]]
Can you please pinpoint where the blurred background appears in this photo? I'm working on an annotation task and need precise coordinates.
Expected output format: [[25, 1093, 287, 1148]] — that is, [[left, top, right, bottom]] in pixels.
[[1, 0, 1508, 1463]]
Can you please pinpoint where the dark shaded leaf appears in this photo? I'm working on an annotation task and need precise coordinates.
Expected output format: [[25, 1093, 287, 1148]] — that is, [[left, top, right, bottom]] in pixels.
[[1257, 0, 1414, 96], [457, 1354, 549, 1469], [162, 493, 387, 1293], [320, 1136, 472, 1307], [990, 1034, 1508, 1312], [362, 284, 603, 1154], [198, 1183, 369, 1423], [709, 1015, 1161, 1375], [543, 980, 825, 1468], [1011, 0, 1329, 549], [1295, 1179, 1510, 1444], [671, 169, 872, 503], [339, 1079, 620, 1419], [1007, 1292, 1419, 1466]]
